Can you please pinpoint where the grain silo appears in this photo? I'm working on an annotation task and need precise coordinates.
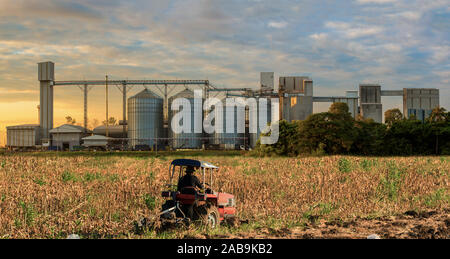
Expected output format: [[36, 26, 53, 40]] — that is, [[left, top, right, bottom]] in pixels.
[[169, 89, 203, 149], [127, 89, 164, 150], [213, 102, 245, 149]]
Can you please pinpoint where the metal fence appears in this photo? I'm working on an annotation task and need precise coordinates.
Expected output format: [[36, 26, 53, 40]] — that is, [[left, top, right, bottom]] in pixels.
[[6, 136, 252, 152]]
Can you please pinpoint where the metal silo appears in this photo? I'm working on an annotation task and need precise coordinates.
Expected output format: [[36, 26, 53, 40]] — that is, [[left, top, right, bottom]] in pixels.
[[250, 98, 272, 148], [168, 89, 203, 149], [214, 102, 245, 149], [128, 89, 164, 150]]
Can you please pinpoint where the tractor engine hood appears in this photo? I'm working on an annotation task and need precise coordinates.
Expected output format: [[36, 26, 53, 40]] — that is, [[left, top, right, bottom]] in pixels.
[[217, 193, 235, 207]]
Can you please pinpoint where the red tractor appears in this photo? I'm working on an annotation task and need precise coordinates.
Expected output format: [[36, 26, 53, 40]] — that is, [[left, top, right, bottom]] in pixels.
[[159, 159, 237, 229]]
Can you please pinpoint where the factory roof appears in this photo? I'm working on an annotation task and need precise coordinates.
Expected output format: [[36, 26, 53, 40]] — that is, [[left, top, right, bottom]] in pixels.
[[6, 124, 40, 129], [169, 89, 195, 100], [130, 89, 161, 99], [49, 124, 91, 134], [82, 135, 113, 140], [93, 125, 126, 132]]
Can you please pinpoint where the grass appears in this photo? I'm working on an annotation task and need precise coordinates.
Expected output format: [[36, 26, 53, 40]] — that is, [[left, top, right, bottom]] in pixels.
[[338, 158, 352, 173], [423, 188, 449, 207], [0, 152, 448, 238], [377, 162, 405, 201], [143, 194, 156, 210], [62, 170, 78, 182]]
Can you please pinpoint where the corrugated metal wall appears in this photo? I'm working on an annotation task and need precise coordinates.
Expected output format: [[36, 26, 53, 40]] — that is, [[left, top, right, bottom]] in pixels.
[[213, 104, 245, 147], [6, 127, 40, 147], [168, 90, 203, 149], [128, 89, 164, 149]]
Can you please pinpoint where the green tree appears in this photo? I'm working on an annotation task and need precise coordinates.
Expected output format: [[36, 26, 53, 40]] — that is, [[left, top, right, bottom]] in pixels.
[[384, 119, 433, 155], [65, 116, 76, 125], [255, 120, 302, 156], [353, 120, 386, 155], [428, 107, 447, 123], [102, 117, 118, 126], [296, 103, 357, 155], [428, 107, 449, 154], [385, 108, 403, 127], [329, 102, 352, 117]]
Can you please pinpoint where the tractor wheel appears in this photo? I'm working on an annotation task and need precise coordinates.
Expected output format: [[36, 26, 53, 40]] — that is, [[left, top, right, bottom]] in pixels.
[[201, 206, 220, 229]]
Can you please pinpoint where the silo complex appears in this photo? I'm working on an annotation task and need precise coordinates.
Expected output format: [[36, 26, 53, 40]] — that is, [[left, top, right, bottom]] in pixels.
[[169, 89, 203, 149], [128, 89, 164, 149]]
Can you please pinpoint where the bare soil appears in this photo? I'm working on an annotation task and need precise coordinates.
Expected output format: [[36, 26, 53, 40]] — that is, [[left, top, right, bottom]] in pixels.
[[198, 209, 450, 239]]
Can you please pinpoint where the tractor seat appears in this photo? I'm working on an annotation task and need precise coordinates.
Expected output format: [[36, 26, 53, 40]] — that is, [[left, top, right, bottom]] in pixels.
[[180, 186, 197, 195]]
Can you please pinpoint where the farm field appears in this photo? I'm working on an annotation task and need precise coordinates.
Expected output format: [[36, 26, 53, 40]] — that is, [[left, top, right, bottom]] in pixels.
[[0, 151, 448, 239]]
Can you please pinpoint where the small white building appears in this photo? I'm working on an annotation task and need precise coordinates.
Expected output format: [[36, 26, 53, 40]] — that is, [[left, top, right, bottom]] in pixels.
[[93, 125, 127, 138], [82, 135, 112, 150], [6, 124, 41, 149], [49, 124, 91, 151]]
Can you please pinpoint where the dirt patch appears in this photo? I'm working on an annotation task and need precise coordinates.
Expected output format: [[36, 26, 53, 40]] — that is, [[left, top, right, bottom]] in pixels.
[[203, 210, 450, 239]]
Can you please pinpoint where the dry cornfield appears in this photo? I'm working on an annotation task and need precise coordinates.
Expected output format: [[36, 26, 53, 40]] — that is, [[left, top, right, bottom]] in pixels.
[[0, 152, 448, 238]]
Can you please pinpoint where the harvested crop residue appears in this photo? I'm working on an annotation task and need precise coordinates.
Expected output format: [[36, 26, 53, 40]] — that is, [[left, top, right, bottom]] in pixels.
[[200, 209, 449, 239]]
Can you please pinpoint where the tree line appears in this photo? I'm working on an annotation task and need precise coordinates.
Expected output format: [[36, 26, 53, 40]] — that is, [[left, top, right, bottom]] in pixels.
[[255, 103, 450, 156], [64, 116, 118, 129]]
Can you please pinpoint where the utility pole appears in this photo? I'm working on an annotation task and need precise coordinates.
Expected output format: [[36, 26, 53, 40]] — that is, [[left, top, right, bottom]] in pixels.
[[122, 83, 127, 138], [106, 75, 109, 137], [84, 84, 88, 132], [164, 84, 168, 122]]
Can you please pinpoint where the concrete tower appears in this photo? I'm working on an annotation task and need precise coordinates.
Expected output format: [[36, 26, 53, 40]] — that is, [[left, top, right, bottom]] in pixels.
[[403, 88, 440, 122], [38, 61, 54, 143], [359, 84, 382, 123], [279, 76, 313, 121], [260, 72, 274, 92]]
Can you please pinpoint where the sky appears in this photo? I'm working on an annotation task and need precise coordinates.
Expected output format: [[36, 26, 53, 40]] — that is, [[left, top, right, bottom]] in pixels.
[[0, 0, 449, 145]]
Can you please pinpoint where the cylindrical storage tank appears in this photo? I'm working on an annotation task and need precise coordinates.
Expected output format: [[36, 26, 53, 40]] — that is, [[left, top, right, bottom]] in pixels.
[[128, 89, 164, 150], [213, 102, 245, 149], [93, 125, 127, 138], [250, 98, 272, 148], [168, 89, 203, 149]]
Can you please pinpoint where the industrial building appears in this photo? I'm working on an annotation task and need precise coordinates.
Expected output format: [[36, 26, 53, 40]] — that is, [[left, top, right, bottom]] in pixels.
[[358, 84, 440, 123], [82, 135, 114, 150], [49, 124, 91, 151], [4, 61, 442, 151], [6, 124, 41, 149], [93, 125, 127, 138]]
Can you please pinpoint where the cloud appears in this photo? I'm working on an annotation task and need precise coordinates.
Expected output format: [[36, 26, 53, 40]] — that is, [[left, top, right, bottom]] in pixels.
[[389, 11, 422, 21], [356, 0, 396, 4], [429, 45, 450, 64], [325, 21, 383, 39], [310, 33, 328, 41], [268, 21, 288, 29], [0, 0, 102, 21]]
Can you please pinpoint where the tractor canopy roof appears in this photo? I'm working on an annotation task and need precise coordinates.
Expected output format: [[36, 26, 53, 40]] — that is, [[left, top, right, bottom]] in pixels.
[[171, 159, 219, 169]]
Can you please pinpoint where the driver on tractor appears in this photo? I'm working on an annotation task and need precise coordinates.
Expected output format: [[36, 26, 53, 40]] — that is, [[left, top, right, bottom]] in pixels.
[[176, 166, 204, 221], [177, 166, 204, 193]]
